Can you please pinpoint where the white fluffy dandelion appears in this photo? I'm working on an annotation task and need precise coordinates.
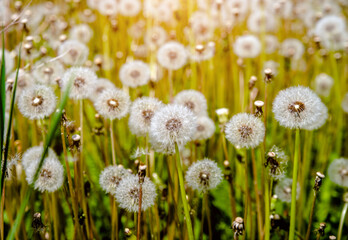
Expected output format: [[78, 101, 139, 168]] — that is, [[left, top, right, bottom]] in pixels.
[[225, 113, 265, 149], [173, 90, 208, 116], [157, 41, 187, 70], [115, 174, 157, 212], [26, 156, 64, 192], [89, 78, 116, 100], [328, 158, 348, 187], [18, 85, 57, 120], [314, 15, 346, 41], [272, 86, 328, 130], [94, 88, 130, 120], [280, 38, 304, 60], [118, 0, 141, 17], [119, 60, 151, 88], [233, 35, 261, 59], [7, 69, 33, 94], [149, 104, 197, 149], [32, 57, 65, 85], [98, 0, 118, 16], [186, 158, 223, 192], [58, 40, 89, 66], [265, 146, 288, 180], [99, 165, 131, 195], [193, 116, 215, 141], [61, 67, 98, 100], [0, 49, 14, 75], [247, 10, 276, 33], [274, 178, 300, 203], [315, 73, 334, 97], [128, 97, 164, 137], [70, 24, 94, 44], [22, 146, 59, 169]]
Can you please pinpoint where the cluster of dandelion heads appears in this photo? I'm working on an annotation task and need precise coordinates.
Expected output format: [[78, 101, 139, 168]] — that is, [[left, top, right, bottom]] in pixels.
[[193, 116, 215, 141], [94, 88, 131, 120], [328, 158, 348, 187], [157, 41, 187, 70], [225, 113, 265, 149], [315, 73, 334, 97], [266, 146, 288, 180], [129, 97, 164, 137], [115, 175, 157, 212], [22, 146, 59, 169], [62, 67, 97, 100], [272, 86, 328, 130], [26, 156, 64, 192], [119, 60, 151, 88], [18, 85, 57, 120], [32, 58, 65, 85], [173, 90, 208, 116], [233, 35, 261, 59], [99, 165, 131, 195], [274, 178, 300, 203], [149, 104, 197, 150], [58, 39, 89, 66], [186, 158, 223, 193]]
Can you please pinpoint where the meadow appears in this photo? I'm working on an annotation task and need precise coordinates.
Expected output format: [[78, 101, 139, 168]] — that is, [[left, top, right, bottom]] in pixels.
[[1, 0, 348, 239]]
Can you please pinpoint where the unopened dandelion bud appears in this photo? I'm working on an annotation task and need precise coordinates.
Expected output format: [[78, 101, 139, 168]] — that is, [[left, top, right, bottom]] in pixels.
[[329, 236, 337, 240], [32, 212, 45, 232], [232, 217, 244, 237], [254, 100, 264, 118], [314, 172, 325, 191], [315, 222, 326, 237], [237, 58, 244, 67], [124, 228, 133, 237], [138, 165, 147, 184], [248, 76, 257, 89], [314, 36, 321, 48], [264, 68, 273, 83], [94, 56, 103, 68], [15, 1, 22, 11], [334, 53, 342, 61], [216, 108, 229, 125], [195, 44, 205, 54], [40, 47, 47, 56]]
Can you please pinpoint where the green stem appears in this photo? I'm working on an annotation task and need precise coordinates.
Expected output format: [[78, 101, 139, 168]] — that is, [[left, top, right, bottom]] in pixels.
[[289, 128, 300, 240], [264, 175, 270, 240], [305, 192, 317, 240], [175, 143, 194, 240], [338, 202, 348, 240]]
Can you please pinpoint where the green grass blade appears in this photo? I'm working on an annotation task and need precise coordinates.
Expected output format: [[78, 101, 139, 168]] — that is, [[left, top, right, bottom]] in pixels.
[[0, 29, 6, 164], [6, 78, 72, 240]]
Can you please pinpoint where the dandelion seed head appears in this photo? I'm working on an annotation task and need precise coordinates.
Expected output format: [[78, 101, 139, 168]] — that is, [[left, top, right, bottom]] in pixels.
[[173, 90, 208, 116], [26, 157, 64, 192], [98, 0, 118, 16], [119, 0, 141, 17], [280, 38, 304, 60], [0, 49, 14, 75], [89, 78, 116, 101], [186, 158, 223, 192], [119, 60, 151, 88], [22, 146, 59, 170], [2, 153, 20, 181], [328, 158, 348, 187], [129, 97, 164, 136], [274, 178, 300, 203], [18, 85, 57, 120], [233, 35, 261, 58], [150, 104, 197, 149], [189, 11, 214, 42], [225, 113, 265, 149], [70, 24, 94, 44], [32, 57, 65, 85], [315, 15, 346, 40], [266, 146, 288, 180], [272, 86, 327, 130], [94, 88, 130, 120], [99, 165, 131, 195], [144, 26, 167, 49], [62, 67, 97, 100], [7, 69, 33, 94], [131, 147, 150, 159], [193, 116, 215, 141], [315, 73, 334, 97], [265, 35, 279, 54], [157, 41, 187, 70], [247, 10, 276, 33], [58, 40, 89, 66], [115, 175, 157, 212]]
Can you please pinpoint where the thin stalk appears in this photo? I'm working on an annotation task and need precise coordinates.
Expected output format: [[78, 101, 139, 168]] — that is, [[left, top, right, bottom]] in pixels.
[[305, 192, 317, 240], [264, 175, 270, 240], [289, 128, 300, 240], [137, 183, 143, 240], [52, 192, 59, 240], [168, 70, 174, 102], [251, 149, 263, 239], [110, 120, 117, 165], [243, 150, 250, 240], [338, 202, 348, 240], [175, 143, 194, 240], [204, 194, 213, 240]]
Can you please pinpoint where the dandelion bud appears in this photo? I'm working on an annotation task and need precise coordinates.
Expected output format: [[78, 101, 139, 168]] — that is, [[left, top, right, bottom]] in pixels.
[[248, 76, 257, 90], [124, 228, 133, 237], [264, 68, 273, 83], [315, 222, 326, 237], [215, 108, 229, 125], [15, 1, 22, 11], [138, 165, 147, 184], [329, 236, 337, 240], [313, 172, 325, 191], [232, 217, 244, 238], [254, 100, 264, 118], [195, 44, 205, 54], [32, 212, 45, 232]]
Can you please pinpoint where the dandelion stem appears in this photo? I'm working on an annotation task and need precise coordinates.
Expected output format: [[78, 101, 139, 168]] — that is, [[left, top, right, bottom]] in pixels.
[[137, 182, 143, 240], [251, 149, 263, 239], [305, 192, 317, 240], [110, 120, 117, 165], [264, 174, 271, 240], [289, 128, 300, 240], [338, 202, 348, 240], [175, 143, 194, 240]]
